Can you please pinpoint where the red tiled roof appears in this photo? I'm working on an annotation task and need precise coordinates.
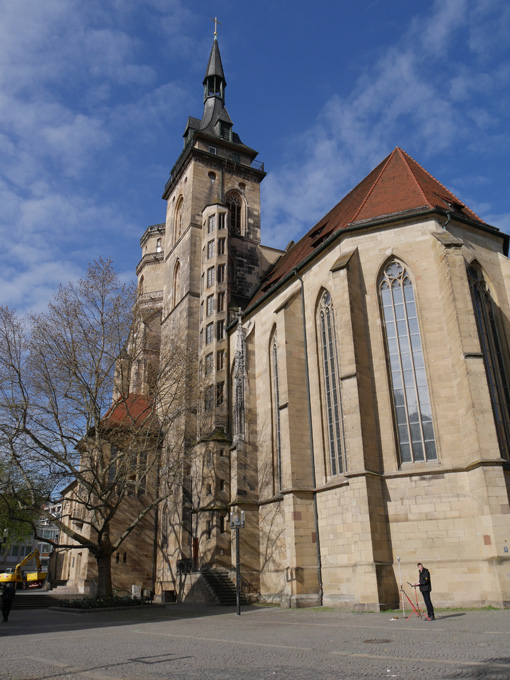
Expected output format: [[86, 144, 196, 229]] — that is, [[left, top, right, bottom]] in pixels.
[[101, 394, 159, 432], [250, 147, 489, 305]]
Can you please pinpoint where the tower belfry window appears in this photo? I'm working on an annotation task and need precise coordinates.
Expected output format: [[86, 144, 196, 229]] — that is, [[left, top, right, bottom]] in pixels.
[[226, 192, 242, 235]]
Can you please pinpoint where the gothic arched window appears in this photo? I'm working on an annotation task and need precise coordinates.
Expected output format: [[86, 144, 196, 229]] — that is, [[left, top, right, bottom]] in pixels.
[[467, 264, 510, 459], [379, 260, 437, 464], [225, 192, 242, 236], [173, 261, 181, 308], [174, 196, 184, 241], [318, 291, 345, 476], [271, 332, 282, 491]]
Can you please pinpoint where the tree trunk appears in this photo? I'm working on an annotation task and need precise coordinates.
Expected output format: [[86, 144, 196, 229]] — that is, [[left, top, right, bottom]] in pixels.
[[95, 552, 113, 598]]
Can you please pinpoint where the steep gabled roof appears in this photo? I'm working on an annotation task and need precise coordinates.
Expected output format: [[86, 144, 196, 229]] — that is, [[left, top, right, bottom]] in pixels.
[[101, 394, 159, 433], [251, 147, 490, 305]]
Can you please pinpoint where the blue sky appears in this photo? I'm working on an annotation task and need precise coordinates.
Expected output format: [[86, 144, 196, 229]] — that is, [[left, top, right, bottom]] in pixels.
[[1, 0, 509, 312]]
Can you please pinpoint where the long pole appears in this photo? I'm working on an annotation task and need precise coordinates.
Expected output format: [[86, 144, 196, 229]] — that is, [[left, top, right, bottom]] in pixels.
[[397, 557, 405, 618], [235, 525, 241, 615]]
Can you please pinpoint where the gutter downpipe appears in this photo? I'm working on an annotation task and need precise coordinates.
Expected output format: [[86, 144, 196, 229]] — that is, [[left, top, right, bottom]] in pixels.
[[292, 268, 323, 606], [443, 209, 453, 230]]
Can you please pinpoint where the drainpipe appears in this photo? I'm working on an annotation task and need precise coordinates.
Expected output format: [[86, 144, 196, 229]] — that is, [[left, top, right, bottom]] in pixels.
[[443, 209, 453, 230], [292, 268, 323, 606]]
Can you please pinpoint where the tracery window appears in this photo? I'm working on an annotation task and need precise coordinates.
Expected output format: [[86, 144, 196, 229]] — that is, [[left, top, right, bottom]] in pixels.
[[226, 192, 242, 235], [380, 261, 437, 463], [318, 291, 345, 476], [467, 264, 510, 459], [271, 332, 282, 490]]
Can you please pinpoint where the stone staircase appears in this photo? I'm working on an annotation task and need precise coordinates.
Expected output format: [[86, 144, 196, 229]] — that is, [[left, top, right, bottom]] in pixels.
[[200, 566, 248, 606], [12, 590, 70, 609]]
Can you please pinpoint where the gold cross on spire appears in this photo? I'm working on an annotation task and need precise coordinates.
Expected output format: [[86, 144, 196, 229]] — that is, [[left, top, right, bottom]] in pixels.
[[210, 16, 221, 37]]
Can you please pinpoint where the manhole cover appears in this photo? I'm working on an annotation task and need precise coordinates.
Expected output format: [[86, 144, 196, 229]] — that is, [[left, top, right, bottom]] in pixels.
[[363, 639, 392, 644]]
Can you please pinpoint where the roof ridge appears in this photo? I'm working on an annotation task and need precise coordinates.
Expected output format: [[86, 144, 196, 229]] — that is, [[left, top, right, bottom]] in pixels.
[[399, 148, 484, 223], [396, 147, 431, 208], [349, 149, 396, 224]]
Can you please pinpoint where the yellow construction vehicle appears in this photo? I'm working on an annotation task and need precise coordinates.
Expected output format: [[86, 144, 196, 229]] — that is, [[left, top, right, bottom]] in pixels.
[[0, 549, 46, 587]]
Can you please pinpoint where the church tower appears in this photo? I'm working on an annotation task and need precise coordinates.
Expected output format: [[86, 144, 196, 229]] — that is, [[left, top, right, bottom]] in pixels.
[[137, 29, 267, 589]]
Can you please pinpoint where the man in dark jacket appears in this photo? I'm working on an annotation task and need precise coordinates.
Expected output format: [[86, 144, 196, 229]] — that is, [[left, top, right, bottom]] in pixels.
[[2, 583, 16, 622], [415, 562, 435, 620]]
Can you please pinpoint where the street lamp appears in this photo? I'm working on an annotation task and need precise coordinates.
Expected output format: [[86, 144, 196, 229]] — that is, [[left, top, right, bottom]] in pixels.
[[1, 529, 7, 546], [230, 509, 245, 616]]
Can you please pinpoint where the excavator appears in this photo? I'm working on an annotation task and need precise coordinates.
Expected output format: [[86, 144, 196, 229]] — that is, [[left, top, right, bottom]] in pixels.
[[0, 549, 46, 588]]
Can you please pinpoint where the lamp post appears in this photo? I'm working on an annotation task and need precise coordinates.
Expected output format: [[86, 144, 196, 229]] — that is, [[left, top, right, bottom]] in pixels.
[[230, 509, 245, 616]]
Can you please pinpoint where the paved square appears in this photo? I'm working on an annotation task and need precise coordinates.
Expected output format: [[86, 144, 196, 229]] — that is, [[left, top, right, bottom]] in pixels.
[[1, 604, 509, 679]]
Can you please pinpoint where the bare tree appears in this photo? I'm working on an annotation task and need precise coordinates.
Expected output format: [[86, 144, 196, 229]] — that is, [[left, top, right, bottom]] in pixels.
[[0, 259, 198, 597]]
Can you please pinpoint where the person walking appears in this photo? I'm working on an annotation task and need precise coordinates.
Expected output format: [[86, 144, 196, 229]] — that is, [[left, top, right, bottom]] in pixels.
[[415, 562, 435, 620], [2, 583, 16, 622]]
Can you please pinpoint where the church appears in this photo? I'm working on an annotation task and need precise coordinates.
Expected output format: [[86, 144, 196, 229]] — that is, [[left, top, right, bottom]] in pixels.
[[62, 32, 510, 609]]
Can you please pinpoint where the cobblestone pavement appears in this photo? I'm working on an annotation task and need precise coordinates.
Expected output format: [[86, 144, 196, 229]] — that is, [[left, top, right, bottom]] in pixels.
[[0, 604, 509, 680]]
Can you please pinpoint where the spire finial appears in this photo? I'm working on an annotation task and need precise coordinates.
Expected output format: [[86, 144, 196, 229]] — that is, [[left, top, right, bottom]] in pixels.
[[210, 16, 221, 38]]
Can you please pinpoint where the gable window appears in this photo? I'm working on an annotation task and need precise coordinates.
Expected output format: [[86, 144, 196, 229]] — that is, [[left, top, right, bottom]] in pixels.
[[318, 291, 345, 476], [380, 260, 437, 463], [468, 264, 510, 459]]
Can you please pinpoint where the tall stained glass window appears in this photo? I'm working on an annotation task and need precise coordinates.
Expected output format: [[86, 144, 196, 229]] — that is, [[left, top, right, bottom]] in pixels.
[[318, 291, 345, 475], [271, 334, 282, 490], [380, 261, 437, 463], [467, 265, 510, 459]]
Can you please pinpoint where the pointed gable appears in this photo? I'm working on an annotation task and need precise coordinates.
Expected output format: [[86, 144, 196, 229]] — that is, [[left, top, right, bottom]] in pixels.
[[251, 147, 489, 305]]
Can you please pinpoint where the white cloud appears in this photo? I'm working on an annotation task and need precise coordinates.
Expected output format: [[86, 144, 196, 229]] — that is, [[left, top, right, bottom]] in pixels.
[[0, 0, 193, 313], [262, 0, 510, 248]]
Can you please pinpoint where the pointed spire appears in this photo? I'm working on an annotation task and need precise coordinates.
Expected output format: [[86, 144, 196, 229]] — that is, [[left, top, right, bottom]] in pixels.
[[203, 36, 226, 104]]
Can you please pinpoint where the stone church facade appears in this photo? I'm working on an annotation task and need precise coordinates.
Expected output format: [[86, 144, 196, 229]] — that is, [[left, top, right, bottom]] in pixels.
[[62, 35, 510, 608]]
